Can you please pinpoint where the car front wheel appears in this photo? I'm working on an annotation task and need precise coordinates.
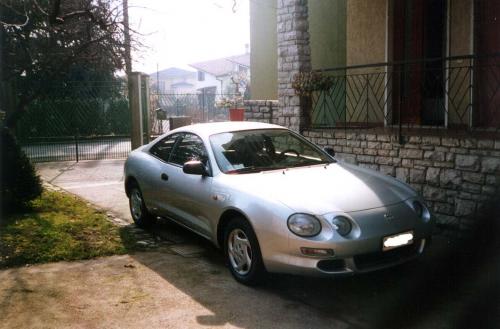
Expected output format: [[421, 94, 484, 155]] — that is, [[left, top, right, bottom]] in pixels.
[[224, 217, 266, 285], [128, 183, 154, 228]]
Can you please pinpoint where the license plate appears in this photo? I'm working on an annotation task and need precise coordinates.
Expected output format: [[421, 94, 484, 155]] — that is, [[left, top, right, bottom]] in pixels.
[[383, 231, 414, 251]]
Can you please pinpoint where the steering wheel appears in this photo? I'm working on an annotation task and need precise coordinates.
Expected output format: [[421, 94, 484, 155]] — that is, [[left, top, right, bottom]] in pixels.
[[279, 149, 300, 158]]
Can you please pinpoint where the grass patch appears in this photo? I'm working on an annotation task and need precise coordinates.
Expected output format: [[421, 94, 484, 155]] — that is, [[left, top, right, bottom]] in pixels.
[[0, 190, 138, 269]]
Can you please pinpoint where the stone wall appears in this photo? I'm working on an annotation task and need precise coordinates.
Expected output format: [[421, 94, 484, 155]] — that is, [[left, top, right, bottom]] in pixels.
[[244, 100, 279, 124], [277, 0, 312, 132], [303, 129, 500, 231]]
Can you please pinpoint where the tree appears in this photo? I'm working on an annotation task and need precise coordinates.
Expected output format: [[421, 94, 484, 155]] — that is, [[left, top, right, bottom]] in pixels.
[[0, 0, 134, 129]]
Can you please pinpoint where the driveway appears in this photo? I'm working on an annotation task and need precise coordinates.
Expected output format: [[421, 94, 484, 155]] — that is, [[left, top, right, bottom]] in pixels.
[[36, 160, 131, 221], [0, 160, 496, 328]]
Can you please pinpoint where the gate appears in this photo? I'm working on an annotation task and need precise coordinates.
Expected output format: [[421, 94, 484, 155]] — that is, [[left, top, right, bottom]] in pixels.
[[17, 81, 132, 162], [17, 80, 240, 162], [149, 90, 233, 135]]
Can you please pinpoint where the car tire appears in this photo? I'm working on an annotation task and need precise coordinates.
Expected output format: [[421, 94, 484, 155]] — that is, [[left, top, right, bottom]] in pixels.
[[224, 216, 266, 286], [128, 182, 154, 228]]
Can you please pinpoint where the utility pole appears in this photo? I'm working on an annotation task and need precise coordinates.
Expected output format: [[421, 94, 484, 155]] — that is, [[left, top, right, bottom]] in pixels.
[[123, 0, 132, 74], [123, 0, 143, 149]]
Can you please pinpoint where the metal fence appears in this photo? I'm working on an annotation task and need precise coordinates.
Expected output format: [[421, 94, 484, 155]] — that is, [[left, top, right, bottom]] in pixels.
[[17, 81, 132, 162], [310, 54, 500, 132], [149, 91, 237, 135]]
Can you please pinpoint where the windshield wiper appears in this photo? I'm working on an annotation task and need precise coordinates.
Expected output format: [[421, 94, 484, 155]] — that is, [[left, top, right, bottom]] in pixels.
[[226, 166, 284, 174], [287, 160, 332, 168]]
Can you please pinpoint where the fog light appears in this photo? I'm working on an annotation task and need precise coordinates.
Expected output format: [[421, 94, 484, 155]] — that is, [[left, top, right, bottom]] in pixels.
[[300, 247, 334, 257]]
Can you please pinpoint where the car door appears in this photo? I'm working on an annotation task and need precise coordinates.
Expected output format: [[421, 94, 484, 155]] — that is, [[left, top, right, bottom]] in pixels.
[[163, 133, 214, 238], [140, 133, 182, 217]]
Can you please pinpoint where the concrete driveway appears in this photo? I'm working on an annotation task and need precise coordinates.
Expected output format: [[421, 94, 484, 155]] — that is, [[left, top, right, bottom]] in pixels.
[[36, 160, 131, 221], [0, 160, 496, 329]]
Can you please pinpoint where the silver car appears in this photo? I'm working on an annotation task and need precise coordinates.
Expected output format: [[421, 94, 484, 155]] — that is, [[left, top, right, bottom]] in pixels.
[[124, 122, 434, 285]]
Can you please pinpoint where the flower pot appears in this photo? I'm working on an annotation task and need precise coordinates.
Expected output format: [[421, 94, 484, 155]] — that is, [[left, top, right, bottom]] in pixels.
[[229, 108, 245, 121]]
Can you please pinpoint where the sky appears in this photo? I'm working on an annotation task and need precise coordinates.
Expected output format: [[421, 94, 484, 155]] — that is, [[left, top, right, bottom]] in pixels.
[[129, 0, 250, 74]]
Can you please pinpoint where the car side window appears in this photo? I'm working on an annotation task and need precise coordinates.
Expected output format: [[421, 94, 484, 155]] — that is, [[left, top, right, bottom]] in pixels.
[[169, 133, 208, 166], [149, 134, 180, 162]]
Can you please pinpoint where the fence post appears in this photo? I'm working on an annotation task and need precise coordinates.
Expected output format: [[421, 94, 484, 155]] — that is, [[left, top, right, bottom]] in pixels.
[[202, 89, 206, 122], [74, 131, 79, 162], [129, 72, 143, 150], [142, 74, 151, 143]]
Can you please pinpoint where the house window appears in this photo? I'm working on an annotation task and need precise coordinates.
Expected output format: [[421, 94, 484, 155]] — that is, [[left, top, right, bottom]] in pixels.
[[198, 71, 205, 81]]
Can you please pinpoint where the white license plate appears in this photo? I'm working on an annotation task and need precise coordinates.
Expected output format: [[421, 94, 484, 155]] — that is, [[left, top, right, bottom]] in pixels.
[[383, 231, 414, 251]]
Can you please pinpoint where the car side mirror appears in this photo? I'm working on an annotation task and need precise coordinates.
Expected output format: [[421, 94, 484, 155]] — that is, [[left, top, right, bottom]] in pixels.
[[324, 147, 335, 157], [183, 160, 208, 176]]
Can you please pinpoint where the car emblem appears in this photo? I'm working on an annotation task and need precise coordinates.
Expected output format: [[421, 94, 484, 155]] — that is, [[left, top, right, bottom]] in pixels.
[[384, 212, 395, 221]]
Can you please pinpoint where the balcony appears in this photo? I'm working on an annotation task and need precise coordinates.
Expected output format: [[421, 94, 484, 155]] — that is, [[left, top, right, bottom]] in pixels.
[[310, 54, 500, 134]]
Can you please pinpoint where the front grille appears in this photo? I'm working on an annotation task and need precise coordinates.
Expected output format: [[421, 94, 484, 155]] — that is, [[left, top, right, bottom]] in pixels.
[[354, 241, 420, 271]]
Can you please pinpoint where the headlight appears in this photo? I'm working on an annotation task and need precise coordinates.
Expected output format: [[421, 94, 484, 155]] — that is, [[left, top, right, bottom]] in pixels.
[[412, 200, 423, 217], [332, 216, 352, 237], [410, 200, 431, 222], [287, 213, 322, 237]]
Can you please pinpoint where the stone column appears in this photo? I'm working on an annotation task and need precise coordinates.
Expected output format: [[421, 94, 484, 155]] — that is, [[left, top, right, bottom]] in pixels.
[[277, 0, 312, 132]]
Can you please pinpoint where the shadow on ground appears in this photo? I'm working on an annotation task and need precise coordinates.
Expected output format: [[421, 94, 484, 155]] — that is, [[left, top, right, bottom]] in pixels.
[[128, 206, 500, 329]]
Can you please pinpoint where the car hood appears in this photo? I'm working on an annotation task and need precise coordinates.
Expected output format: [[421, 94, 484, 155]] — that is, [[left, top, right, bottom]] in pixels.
[[222, 163, 417, 214]]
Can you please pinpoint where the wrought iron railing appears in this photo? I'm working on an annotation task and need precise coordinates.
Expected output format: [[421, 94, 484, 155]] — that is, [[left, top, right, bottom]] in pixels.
[[310, 54, 500, 132]]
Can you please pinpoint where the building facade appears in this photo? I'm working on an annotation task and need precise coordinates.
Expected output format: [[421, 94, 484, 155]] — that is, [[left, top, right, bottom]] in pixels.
[[247, 0, 500, 232]]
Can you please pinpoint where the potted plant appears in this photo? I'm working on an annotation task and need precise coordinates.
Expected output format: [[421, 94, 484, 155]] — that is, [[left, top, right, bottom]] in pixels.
[[292, 72, 335, 126], [292, 71, 335, 96], [215, 95, 245, 121]]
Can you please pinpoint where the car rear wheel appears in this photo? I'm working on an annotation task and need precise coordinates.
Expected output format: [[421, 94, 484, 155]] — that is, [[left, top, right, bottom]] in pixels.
[[224, 217, 266, 285], [128, 183, 154, 228]]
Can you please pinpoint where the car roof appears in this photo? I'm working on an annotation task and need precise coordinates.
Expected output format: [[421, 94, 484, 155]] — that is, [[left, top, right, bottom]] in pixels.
[[168, 121, 288, 138]]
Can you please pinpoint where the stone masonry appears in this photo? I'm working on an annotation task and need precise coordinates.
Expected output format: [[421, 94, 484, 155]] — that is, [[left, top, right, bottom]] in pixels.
[[244, 100, 279, 124], [277, 0, 311, 132], [303, 130, 500, 231]]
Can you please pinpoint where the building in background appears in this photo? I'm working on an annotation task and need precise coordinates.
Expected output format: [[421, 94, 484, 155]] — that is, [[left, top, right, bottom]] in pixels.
[[150, 67, 198, 94], [190, 52, 250, 96]]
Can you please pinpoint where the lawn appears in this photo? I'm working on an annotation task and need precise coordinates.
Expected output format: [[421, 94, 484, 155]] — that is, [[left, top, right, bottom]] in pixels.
[[0, 190, 138, 268]]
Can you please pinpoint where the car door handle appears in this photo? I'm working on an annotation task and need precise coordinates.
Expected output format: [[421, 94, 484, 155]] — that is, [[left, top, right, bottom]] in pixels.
[[161, 173, 169, 181]]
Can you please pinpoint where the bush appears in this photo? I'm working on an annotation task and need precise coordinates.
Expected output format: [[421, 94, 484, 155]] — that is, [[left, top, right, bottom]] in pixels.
[[1, 127, 42, 215]]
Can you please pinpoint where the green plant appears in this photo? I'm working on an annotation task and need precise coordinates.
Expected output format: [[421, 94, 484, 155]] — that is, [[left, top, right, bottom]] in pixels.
[[215, 95, 244, 108], [292, 71, 335, 96], [1, 127, 42, 215], [0, 190, 140, 268]]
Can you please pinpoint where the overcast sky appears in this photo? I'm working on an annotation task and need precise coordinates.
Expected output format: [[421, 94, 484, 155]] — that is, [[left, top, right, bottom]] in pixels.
[[129, 0, 250, 74]]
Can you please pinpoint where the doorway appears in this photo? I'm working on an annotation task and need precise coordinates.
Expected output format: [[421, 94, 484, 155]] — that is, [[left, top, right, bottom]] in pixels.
[[474, 0, 500, 128], [392, 0, 447, 126]]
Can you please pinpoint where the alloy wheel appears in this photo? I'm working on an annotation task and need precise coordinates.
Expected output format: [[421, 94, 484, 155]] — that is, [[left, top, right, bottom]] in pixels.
[[227, 228, 253, 275], [130, 189, 143, 220]]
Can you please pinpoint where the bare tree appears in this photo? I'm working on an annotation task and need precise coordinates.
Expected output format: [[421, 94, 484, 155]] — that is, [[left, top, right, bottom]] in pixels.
[[0, 0, 138, 129]]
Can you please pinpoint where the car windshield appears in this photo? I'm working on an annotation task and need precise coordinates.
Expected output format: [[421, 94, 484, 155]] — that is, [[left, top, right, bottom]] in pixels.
[[209, 129, 334, 174]]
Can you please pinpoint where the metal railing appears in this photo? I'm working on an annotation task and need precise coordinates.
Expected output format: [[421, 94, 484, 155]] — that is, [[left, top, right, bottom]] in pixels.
[[17, 81, 133, 162], [149, 91, 241, 135], [310, 54, 500, 132]]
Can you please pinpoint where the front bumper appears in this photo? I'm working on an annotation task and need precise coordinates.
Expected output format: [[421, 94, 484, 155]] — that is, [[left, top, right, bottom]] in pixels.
[[261, 202, 434, 276]]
